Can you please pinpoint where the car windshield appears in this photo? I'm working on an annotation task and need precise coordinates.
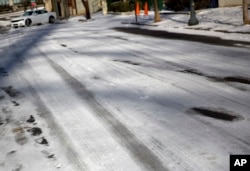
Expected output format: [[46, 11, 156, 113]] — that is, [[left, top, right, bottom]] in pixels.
[[22, 11, 33, 16]]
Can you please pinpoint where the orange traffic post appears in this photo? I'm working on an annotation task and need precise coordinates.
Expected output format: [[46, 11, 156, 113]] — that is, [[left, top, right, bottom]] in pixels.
[[135, 2, 140, 15], [144, 2, 148, 16]]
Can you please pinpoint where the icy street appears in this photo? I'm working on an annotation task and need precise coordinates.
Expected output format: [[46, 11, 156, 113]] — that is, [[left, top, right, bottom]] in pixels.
[[1, 11, 250, 171]]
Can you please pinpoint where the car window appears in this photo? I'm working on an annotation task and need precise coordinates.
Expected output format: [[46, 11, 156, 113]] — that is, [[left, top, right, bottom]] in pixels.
[[22, 11, 33, 16], [41, 10, 48, 14], [35, 10, 42, 15]]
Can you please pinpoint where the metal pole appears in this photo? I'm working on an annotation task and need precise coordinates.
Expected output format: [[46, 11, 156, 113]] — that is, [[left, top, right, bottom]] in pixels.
[[188, 0, 199, 26], [134, 0, 137, 23]]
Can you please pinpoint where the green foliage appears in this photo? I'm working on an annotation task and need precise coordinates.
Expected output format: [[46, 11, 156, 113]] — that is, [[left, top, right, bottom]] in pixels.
[[166, 0, 210, 11], [194, 0, 210, 10], [109, 1, 133, 12], [166, 0, 184, 11]]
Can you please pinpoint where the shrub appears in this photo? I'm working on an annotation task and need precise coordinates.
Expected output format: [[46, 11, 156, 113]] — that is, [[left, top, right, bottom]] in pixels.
[[166, 0, 210, 11], [194, 0, 210, 10], [109, 1, 132, 12], [166, 0, 184, 11]]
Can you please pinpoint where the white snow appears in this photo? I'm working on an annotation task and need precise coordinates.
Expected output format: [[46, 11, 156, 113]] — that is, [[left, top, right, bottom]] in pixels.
[[0, 6, 250, 171]]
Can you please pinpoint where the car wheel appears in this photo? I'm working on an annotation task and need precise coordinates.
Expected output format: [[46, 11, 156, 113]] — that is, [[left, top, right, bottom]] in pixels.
[[25, 19, 32, 27], [49, 16, 55, 24]]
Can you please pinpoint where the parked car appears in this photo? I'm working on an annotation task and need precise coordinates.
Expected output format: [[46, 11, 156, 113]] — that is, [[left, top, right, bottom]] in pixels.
[[11, 8, 57, 28]]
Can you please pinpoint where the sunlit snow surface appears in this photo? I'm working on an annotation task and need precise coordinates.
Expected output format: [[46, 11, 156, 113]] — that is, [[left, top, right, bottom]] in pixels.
[[0, 6, 250, 171]]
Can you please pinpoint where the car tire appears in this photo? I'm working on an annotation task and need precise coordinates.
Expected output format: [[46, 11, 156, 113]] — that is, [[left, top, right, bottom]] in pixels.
[[25, 19, 32, 27], [49, 16, 55, 24]]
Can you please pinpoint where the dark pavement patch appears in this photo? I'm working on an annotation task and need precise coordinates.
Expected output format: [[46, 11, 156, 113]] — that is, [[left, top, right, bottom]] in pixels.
[[29, 127, 42, 136], [27, 115, 35, 123], [210, 76, 250, 85], [114, 59, 141, 66], [179, 69, 250, 89], [179, 69, 205, 76], [190, 107, 243, 122], [1, 86, 23, 98], [113, 27, 250, 48], [36, 137, 49, 146]]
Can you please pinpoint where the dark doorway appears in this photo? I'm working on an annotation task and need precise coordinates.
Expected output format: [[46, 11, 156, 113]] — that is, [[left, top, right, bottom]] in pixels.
[[57, 1, 62, 17], [210, 0, 218, 8]]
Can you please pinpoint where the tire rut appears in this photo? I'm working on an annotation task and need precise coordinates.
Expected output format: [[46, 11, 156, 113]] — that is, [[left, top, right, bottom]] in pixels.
[[8, 53, 88, 171], [45, 57, 169, 171]]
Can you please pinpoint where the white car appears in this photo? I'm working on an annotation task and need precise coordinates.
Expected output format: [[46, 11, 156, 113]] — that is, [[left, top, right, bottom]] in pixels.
[[11, 8, 57, 28]]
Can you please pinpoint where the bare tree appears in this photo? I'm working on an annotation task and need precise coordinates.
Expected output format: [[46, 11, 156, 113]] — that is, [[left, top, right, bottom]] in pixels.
[[153, 0, 161, 22], [81, 0, 91, 20], [243, 0, 250, 24]]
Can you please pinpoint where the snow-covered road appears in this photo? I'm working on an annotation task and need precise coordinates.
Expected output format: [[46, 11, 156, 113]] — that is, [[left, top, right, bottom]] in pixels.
[[1, 14, 250, 171]]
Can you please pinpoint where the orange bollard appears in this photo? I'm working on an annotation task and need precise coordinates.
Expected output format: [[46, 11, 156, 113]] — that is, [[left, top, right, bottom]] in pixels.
[[135, 2, 140, 15], [144, 2, 148, 16]]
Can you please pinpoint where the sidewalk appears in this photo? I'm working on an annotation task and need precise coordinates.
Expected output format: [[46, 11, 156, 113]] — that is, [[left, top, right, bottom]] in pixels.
[[120, 6, 250, 43], [1, 6, 250, 43]]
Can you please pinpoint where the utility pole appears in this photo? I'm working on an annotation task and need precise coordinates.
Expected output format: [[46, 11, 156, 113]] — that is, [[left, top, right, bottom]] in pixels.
[[243, 0, 250, 24]]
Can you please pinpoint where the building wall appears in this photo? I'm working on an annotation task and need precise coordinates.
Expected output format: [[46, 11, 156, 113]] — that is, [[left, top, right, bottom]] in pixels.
[[44, 0, 100, 17], [76, 0, 84, 15], [76, 0, 101, 15], [0, 0, 21, 6], [219, 0, 250, 7], [44, 0, 53, 11]]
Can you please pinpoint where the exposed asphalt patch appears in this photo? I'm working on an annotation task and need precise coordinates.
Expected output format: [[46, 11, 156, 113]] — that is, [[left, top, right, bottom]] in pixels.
[[107, 35, 129, 41], [93, 76, 101, 80], [0, 117, 3, 125], [113, 27, 250, 48], [27, 115, 35, 123], [7, 150, 16, 155], [12, 100, 19, 106], [113, 59, 141, 66], [0, 67, 8, 76], [61, 44, 67, 47], [47, 154, 55, 158], [189, 107, 243, 122], [186, 27, 212, 31], [36, 137, 49, 146], [210, 76, 250, 85], [28, 127, 42, 136], [179, 69, 250, 88], [180, 69, 204, 76], [1, 86, 23, 98]]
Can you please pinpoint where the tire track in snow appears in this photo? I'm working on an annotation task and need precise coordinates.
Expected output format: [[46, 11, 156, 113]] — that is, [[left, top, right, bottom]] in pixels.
[[26, 86, 89, 171], [8, 40, 88, 171], [50, 32, 250, 151], [45, 57, 169, 171]]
